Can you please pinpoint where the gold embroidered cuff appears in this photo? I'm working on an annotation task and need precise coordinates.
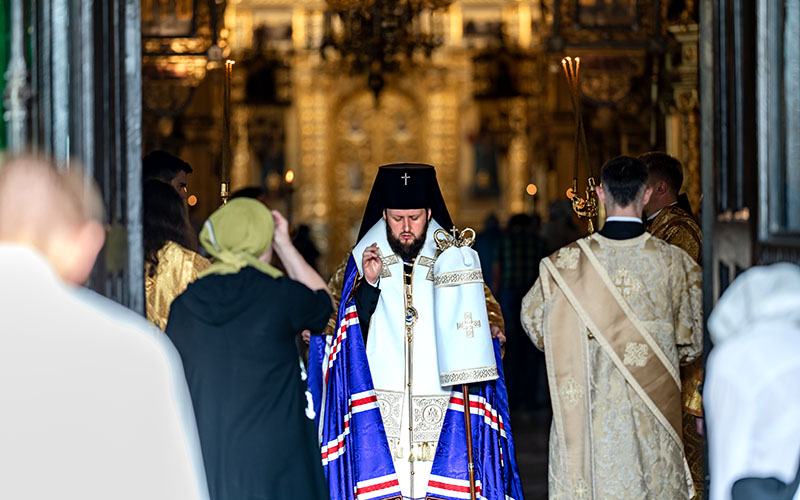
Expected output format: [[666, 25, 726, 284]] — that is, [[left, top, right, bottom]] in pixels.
[[440, 365, 499, 386]]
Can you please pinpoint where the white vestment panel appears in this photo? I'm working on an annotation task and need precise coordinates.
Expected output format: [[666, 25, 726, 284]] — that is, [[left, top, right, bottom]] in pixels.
[[0, 244, 209, 500], [433, 242, 497, 386]]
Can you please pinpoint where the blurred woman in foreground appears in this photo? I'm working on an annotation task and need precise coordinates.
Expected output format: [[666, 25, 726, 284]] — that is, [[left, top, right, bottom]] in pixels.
[[166, 198, 333, 500]]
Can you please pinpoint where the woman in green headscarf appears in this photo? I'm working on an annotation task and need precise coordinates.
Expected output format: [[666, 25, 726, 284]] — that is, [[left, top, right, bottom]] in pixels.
[[165, 198, 333, 500]]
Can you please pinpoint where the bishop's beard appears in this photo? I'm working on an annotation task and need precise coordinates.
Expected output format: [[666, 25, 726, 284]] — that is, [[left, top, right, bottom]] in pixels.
[[386, 221, 429, 262]]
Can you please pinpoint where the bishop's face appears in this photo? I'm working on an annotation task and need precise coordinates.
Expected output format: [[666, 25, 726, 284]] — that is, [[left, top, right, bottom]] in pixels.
[[384, 208, 431, 261]]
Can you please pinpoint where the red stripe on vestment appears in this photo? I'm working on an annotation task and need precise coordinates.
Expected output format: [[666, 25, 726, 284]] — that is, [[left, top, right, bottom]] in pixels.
[[324, 308, 359, 384], [355, 479, 400, 494], [320, 417, 350, 459], [450, 395, 507, 434], [351, 394, 378, 407], [427, 480, 482, 494]]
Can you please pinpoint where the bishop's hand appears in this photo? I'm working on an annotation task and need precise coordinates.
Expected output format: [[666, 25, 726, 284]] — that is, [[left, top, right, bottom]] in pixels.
[[491, 324, 506, 346], [362, 243, 383, 286]]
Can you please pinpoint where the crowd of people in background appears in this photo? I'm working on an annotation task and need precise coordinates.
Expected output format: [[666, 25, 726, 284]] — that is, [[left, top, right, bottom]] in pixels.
[[475, 201, 583, 416]]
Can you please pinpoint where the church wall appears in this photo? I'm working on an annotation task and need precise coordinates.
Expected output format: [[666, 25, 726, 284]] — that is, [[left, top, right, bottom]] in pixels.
[[3, 0, 145, 309]]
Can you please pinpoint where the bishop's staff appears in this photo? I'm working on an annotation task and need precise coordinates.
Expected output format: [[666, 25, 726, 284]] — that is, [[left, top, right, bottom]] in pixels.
[[433, 228, 500, 500], [221, 59, 235, 204], [561, 56, 599, 233]]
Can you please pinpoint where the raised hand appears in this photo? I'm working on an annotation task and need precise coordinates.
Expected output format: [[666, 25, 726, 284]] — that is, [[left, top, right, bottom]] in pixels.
[[362, 243, 383, 286], [271, 210, 291, 249]]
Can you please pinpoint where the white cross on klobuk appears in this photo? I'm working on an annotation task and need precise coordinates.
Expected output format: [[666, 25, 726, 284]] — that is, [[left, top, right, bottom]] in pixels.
[[402, 173, 410, 185], [457, 312, 481, 338]]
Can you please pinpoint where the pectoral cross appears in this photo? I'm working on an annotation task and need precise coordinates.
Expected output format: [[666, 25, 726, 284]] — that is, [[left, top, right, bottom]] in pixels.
[[402, 173, 410, 185], [457, 312, 481, 339]]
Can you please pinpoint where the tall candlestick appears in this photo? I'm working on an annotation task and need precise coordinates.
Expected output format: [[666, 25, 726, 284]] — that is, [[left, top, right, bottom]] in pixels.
[[561, 55, 598, 232], [222, 59, 235, 203]]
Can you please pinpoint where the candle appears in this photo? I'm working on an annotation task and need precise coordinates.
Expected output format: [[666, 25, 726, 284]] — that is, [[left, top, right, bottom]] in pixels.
[[222, 59, 235, 203]]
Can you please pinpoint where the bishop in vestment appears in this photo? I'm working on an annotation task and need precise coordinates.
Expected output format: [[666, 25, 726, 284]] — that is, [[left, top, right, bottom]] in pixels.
[[640, 151, 705, 498], [318, 164, 518, 500], [522, 156, 703, 500]]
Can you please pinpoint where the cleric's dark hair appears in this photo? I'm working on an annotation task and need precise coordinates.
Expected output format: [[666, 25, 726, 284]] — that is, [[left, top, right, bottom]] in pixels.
[[600, 156, 649, 207], [637, 151, 683, 195], [143, 178, 199, 277], [142, 150, 193, 182]]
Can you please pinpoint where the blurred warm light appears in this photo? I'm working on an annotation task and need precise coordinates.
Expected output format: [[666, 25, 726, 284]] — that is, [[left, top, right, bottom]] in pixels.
[[188, 195, 198, 207], [285, 169, 295, 184], [526, 183, 538, 196]]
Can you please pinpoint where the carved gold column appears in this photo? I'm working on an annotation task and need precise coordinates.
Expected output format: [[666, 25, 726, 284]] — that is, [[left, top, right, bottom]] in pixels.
[[425, 84, 461, 217], [666, 24, 701, 213], [294, 52, 332, 267], [507, 96, 528, 214], [231, 68, 252, 191]]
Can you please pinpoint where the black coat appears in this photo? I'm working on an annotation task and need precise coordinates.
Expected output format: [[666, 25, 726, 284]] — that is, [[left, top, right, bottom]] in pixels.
[[166, 267, 332, 500]]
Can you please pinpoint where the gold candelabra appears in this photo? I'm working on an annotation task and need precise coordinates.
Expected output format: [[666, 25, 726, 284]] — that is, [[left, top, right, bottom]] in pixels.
[[561, 56, 599, 233]]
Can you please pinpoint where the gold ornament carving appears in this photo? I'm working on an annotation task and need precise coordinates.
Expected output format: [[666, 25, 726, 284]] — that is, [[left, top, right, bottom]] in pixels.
[[555, 0, 664, 43]]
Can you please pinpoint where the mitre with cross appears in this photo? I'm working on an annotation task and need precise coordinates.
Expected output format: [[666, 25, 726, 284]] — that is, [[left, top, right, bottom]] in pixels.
[[432, 228, 499, 387], [355, 163, 454, 242]]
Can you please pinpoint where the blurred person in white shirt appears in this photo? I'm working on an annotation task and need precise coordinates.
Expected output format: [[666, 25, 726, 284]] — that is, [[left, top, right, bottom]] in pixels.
[[0, 156, 209, 500], [706, 263, 800, 500]]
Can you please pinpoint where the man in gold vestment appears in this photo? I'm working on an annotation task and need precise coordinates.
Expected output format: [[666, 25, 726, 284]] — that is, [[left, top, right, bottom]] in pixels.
[[640, 152, 704, 499], [522, 156, 703, 499]]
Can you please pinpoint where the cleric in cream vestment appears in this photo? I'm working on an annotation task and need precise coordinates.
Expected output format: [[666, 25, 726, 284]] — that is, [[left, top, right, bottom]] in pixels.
[[522, 156, 703, 500]]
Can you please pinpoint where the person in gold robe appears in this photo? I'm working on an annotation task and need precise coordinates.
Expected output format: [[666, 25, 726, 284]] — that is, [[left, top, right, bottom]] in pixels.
[[640, 151, 704, 499], [522, 156, 703, 500], [144, 179, 210, 330]]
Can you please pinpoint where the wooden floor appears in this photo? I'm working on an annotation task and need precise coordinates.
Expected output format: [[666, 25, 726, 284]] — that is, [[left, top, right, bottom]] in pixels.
[[510, 409, 551, 499]]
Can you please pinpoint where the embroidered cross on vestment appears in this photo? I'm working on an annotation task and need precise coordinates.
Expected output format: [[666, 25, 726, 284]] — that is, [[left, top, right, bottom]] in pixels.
[[376, 248, 399, 278], [457, 312, 481, 338]]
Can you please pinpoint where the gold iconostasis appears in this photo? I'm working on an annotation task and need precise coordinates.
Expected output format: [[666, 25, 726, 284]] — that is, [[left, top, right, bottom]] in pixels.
[[141, 0, 700, 275]]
